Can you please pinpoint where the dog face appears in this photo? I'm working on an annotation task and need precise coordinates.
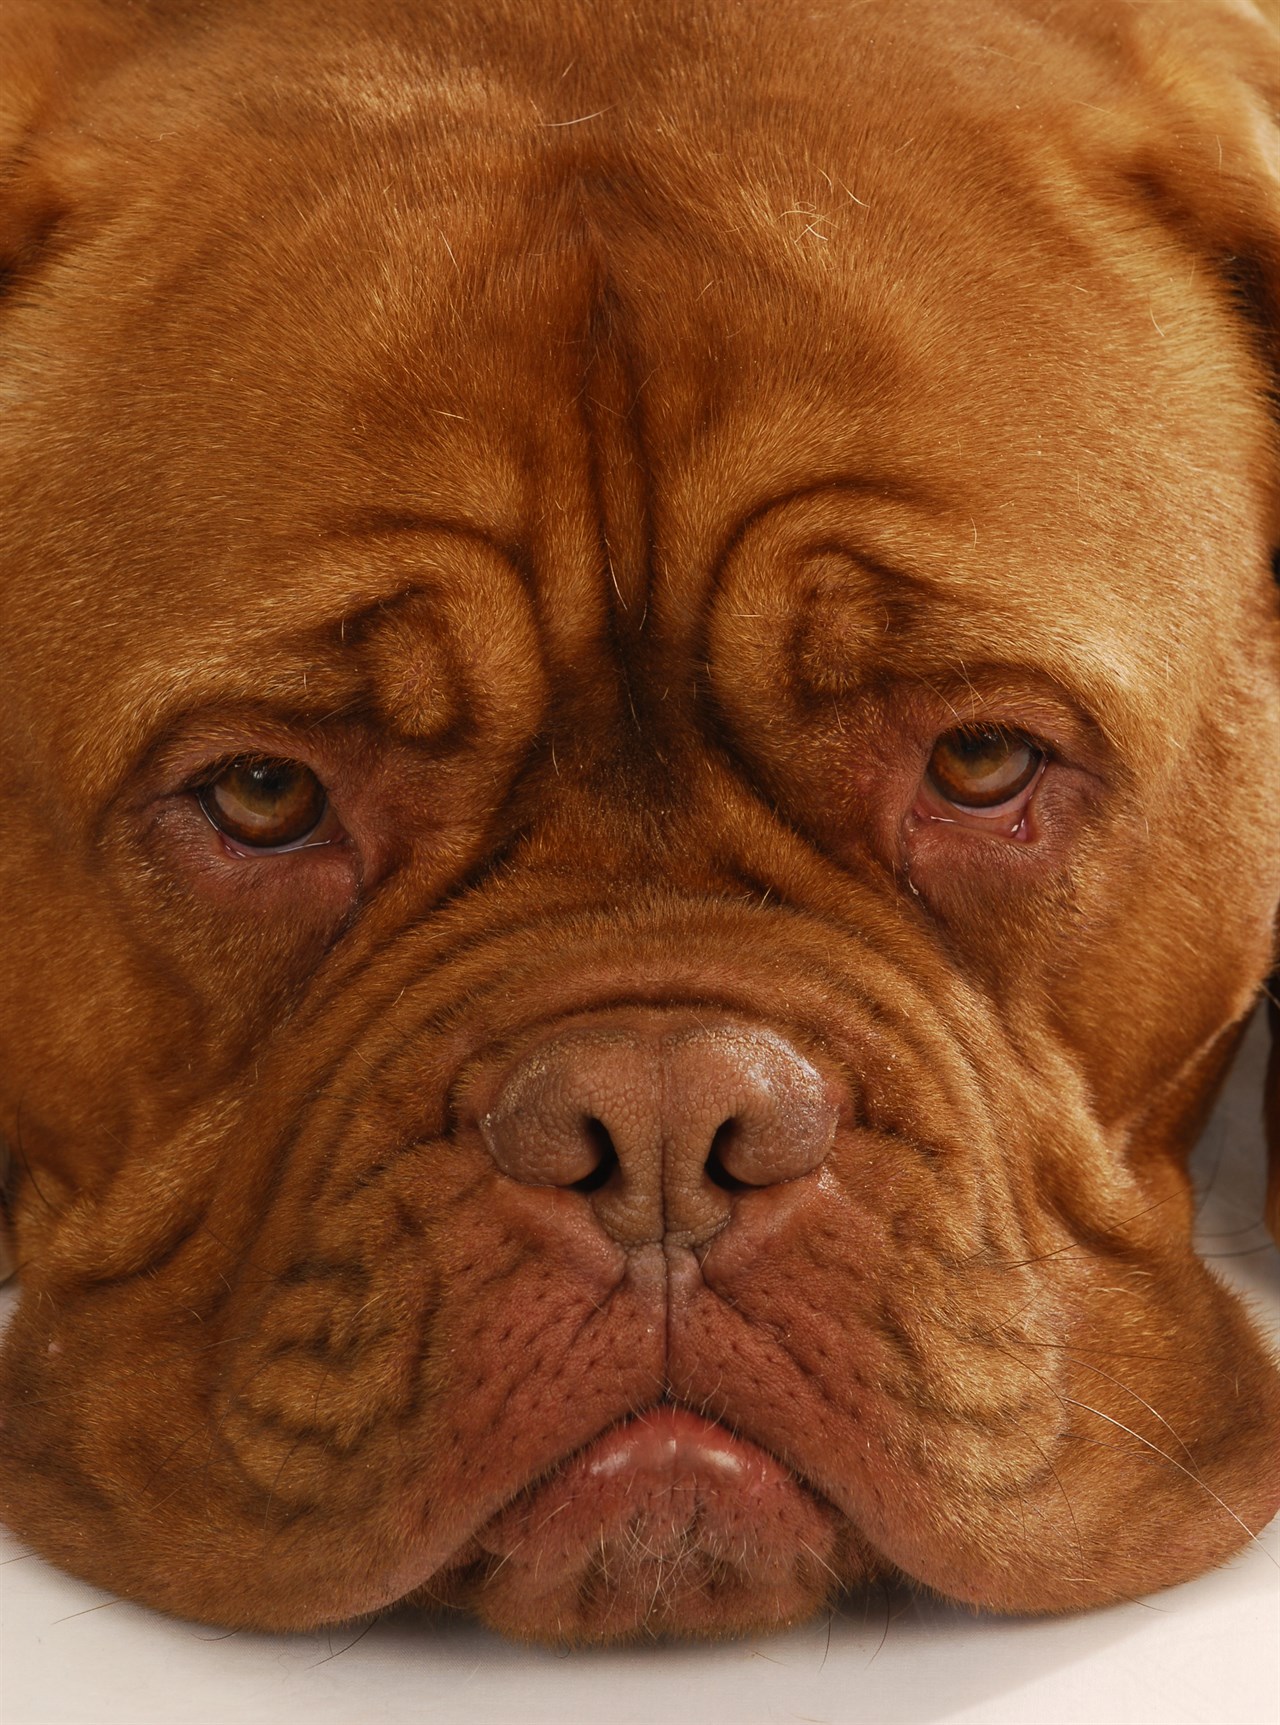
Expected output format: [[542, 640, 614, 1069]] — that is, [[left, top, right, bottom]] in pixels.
[[1, 0, 1278, 1643]]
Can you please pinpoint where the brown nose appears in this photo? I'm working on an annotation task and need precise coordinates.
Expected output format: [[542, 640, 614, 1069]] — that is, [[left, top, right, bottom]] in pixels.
[[479, 1021, 838, 1246]]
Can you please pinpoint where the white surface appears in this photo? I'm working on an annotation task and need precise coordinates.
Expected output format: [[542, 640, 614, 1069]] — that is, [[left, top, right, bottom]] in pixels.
[[2, 1013, 1277, 1725]]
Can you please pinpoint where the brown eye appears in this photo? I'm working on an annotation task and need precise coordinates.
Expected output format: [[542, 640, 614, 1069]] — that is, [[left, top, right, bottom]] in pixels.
[[197, 758, 328, 850], [925, 726, 1043, 810]]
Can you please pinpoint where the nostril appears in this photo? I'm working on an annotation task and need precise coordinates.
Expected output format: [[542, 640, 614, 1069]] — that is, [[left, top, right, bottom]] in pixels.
[[704, 1118, 752, 1193], [568, 1116, 619, 1194], [478, 1020, 836, 1230]]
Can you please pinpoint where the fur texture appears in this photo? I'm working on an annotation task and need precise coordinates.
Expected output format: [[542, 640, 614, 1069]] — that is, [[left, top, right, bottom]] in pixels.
[[0, 0, 1278, 1644]]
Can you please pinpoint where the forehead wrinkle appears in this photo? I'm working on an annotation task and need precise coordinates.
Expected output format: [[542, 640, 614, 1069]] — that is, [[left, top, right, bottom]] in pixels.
[[57, 576, 439, 804], [868, 588, 1212, 773], [70, 515, 566, 805], [15, 5, 1265, 810], [706, 500, 1207, 773], [70, 644, 370, 807]]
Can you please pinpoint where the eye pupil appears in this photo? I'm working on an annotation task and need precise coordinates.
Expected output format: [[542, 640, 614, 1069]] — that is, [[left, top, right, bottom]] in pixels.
[[237, 761, 294, 806], [197, 758, 327, 849], [926, 725, 1042, 810]]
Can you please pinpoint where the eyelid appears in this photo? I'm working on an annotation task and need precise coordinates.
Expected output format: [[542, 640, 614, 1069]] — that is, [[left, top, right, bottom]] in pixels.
[[185, 746, 307, 775], [185, 753, 279, 795]]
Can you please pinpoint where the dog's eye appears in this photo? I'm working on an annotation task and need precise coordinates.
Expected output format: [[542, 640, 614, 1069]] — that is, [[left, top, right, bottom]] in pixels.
[[196, 758, 329, 850], [925, 726, 1043, 811]]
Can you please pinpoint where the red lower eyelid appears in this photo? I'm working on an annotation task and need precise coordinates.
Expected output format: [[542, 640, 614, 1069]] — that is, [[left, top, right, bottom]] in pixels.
[[912, 806, 1035, 843], [218, 828, 340, 860]]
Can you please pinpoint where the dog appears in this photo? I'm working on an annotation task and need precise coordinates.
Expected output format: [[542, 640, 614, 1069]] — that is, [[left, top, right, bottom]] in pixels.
[[0, 0, 1277, 1646]]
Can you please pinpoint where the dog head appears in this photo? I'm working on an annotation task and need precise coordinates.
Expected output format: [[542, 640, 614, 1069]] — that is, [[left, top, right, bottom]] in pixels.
[[1, 0, 1278, 1643]]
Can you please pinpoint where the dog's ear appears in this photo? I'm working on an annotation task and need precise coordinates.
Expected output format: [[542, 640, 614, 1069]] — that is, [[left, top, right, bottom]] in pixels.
[[1117, 0, 1280, 379], [0, 0, 145, 282]]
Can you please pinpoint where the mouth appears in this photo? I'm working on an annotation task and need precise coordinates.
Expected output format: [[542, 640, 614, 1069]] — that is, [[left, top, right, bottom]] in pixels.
[[425, 1403, 858, 1643]]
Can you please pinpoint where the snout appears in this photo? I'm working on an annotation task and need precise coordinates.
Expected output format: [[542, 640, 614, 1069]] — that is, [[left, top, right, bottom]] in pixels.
[[475, 1015, 841, 1248]]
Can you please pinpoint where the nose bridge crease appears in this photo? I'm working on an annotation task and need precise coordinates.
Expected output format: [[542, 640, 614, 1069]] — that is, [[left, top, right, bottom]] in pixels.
[[656, 1034, 730, 1246]]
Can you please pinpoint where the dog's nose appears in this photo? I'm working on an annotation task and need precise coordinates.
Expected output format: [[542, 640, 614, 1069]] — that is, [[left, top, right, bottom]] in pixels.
[[479, 1022, 838, 1246]]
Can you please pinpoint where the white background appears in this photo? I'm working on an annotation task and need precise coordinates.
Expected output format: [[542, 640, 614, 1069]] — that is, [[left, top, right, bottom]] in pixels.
[[3, 1012, 1277, 1725]]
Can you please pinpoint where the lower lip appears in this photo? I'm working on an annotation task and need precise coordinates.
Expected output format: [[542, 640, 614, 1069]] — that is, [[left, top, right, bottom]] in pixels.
[[441, 1398, 858, 1640], [579, 1403, 786, 1490], [470, 1401, 807, 1574]]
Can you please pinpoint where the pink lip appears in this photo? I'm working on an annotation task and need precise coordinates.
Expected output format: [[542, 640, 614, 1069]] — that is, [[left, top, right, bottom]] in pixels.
[[469, 1402, 808, 1575], [580, 1404, 783, 1490], [449, 1400, 849, 1636], [355, 1406, 840, 1629]]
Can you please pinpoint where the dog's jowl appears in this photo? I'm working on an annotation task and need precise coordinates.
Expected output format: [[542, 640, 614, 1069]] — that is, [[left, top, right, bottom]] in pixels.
[[0, 0, 1278, 1643]]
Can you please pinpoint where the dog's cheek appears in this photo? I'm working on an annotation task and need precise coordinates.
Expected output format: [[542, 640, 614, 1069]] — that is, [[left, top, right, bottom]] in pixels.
[[0, 921, 193, 1261], [131, 875, 346, 1034], [1043, 718, 1280, 1140], [897, 796, 1109, 993], [0, 836, 337, 1257]]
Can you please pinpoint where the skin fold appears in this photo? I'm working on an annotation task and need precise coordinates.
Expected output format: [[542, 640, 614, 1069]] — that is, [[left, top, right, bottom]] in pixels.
[[0, 0, 1278, 1644]]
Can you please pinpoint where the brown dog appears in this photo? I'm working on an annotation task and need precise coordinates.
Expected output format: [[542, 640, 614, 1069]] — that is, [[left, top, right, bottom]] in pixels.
[[0, 0, 1278, 1646]]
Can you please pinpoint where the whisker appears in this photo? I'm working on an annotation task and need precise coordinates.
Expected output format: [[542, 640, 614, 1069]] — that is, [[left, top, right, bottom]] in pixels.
[[1061, 1398, 1278, 1565], [1065, 1357, 1197, 1467], [51, 1596, 128, 1624], [796, 1536, 842, 1588]]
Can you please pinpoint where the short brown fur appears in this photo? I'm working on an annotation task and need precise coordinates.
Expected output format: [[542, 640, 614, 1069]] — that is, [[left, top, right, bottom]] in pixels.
[[0, 0, 1278, 1644]]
